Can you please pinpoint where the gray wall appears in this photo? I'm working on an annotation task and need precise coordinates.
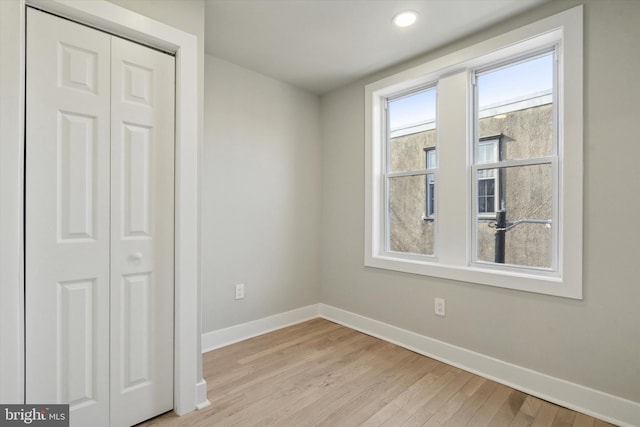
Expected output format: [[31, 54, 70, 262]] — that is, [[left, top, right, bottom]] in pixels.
[[202, 55, 322, 332], [319, 0, 640, 404]]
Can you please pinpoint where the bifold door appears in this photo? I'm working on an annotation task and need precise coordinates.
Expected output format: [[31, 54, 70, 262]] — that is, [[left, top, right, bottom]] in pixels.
[[25, 8, 175, 426]]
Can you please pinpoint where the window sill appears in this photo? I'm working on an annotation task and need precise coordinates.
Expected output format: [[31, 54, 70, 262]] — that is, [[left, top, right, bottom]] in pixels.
[[365, 253, 581, 300]]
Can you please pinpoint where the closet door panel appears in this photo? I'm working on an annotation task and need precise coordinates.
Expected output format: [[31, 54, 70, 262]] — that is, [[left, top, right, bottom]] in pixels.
[[25, 8, 110, 427], [27, 9, 175, 427], [109, 36, 175, 427]]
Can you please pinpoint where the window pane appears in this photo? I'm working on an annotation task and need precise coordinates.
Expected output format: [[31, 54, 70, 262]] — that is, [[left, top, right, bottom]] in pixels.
[[477, 53, 554, 161], [388, 175, 434, 256], [389, 88, 436, 172], [476, 164, 552, 268], [478, 139, 498, 164]]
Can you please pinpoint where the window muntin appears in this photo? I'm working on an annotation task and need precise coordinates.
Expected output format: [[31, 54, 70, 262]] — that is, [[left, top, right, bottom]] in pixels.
[[386, 87, 437, 256]]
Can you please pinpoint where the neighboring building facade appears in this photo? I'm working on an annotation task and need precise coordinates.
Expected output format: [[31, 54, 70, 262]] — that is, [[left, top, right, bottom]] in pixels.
[[389, 95, 553, 268]]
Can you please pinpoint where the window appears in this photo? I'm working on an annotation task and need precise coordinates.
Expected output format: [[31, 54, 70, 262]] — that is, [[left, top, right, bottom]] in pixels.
[[364, 6, 583, 298]]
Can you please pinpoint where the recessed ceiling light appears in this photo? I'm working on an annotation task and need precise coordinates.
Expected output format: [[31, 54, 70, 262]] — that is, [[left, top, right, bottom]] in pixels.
[[393, 11, 418, 27]]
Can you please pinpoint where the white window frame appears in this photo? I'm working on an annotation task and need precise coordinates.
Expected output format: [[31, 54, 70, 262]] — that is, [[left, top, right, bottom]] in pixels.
[[364, 6, 583, 299]]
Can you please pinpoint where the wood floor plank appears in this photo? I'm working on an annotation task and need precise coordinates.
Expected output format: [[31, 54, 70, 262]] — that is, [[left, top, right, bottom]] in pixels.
[[208, 328, 369, 399], [204, 318, 331, 371], [381, 370, 455, 426], [531, 401, 561, 427], [398, 370, 474, 426], [442, 378, 499, 426], [373, 365, 457, 426], [199, 336, 363, 423], [509, 395, 544, 426], [488, 389, 528, 426], [421, 375, 487, 426], [205, 320, 355, 382], [593, 419, 618, 427], [268, 343, 418, 426], [466, 382, 515, 427], [552, 407, 578, 427], [138, 319, 618, 427], [572, 412, 596, 427], [214, 319, 353, 375], [314, 353, 441, 427], [203, 332, 386, 426], [360, 367, 446, 426]]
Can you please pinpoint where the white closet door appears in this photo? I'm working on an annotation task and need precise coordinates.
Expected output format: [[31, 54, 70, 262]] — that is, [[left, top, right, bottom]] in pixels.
[[26, 8, 175, 427], [109, 36, 175, 427], [26, 8, 111, 427]]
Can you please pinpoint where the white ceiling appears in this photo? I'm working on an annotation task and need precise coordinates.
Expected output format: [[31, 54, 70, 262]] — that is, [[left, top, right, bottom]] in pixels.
[[205, 0, 547, 94]]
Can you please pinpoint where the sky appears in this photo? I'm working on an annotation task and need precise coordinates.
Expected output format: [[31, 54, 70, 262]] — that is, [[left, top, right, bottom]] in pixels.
[[389, 52, 553, 131]]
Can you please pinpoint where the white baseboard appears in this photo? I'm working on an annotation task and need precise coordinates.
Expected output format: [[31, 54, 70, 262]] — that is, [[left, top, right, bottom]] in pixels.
[[195, 379, 210, 410], [318, 304, 640, 427], [201, 304, 320, 353], [200, 303, 640, 426]]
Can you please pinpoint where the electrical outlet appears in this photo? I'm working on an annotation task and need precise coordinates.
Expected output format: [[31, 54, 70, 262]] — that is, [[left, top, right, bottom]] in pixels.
[[434, 298, 445, 316], [235, 283, 245, 300]]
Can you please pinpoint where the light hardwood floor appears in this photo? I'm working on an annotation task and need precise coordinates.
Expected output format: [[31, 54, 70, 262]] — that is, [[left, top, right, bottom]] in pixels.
[[139, 318, 616, 427]]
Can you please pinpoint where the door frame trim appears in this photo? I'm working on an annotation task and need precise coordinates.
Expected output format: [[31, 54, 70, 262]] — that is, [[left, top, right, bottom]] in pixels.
[[0, 0, 207, 415]]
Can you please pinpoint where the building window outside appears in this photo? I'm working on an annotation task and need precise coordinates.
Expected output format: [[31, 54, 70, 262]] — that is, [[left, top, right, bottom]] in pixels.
[[364, 6, 583, 298], [476, 137, 500, 216]]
